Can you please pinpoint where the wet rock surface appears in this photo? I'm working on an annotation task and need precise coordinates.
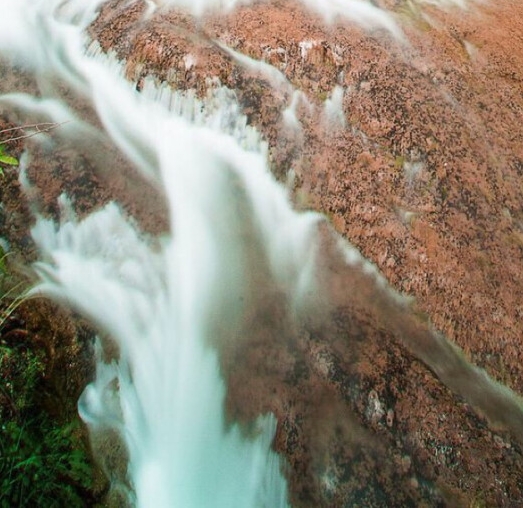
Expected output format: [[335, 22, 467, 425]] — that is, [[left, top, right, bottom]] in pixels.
[[2, 0, 523, 506], [87, 1, 523, 505]]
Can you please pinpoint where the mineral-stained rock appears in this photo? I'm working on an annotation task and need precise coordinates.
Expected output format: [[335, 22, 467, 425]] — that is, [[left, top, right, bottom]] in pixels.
[[4, 0, 523, 505], [90, 0, 523, 506]]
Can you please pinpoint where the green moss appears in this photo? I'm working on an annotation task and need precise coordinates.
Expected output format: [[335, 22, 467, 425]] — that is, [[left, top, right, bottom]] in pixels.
[[469, 494, 487, 508], [317, 90, 328, 102], [394, 155, 406, 170]]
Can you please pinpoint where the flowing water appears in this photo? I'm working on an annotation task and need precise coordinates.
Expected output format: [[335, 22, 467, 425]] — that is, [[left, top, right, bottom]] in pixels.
[[0, 1, 327, 505], [2, 0, 523, 506]]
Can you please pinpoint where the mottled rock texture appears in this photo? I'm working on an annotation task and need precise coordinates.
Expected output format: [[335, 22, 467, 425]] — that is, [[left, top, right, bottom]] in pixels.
[[4, 0, 523, 506], [89, 1, 523, 506]]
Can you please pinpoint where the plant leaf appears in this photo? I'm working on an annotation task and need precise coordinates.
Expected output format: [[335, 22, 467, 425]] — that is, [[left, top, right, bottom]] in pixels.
[[0, 154, 18, 166]]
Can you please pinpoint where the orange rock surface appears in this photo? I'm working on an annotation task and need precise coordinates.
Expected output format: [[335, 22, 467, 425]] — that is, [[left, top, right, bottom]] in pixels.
[[88, 1, 523, 505], [0, 0, 517, 505]]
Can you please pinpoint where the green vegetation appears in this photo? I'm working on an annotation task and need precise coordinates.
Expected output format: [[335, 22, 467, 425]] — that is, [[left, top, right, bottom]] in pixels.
[[0, 243, 93, 505], [0, 144, 19, 171], [0, 344, 92, 507], [0, 248, 29, 330], [0, 121, 65, 176], [394, 155, 406, 170]]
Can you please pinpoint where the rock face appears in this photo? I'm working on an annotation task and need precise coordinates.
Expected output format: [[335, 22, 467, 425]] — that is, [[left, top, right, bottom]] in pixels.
[[85, 0, 523, 506], [5, 0, 521, 506]]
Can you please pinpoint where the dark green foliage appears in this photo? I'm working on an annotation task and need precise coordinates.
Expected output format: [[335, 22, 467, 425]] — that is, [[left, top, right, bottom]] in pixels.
[[0, 417, 92, 507], [0, 261, 93, 506]]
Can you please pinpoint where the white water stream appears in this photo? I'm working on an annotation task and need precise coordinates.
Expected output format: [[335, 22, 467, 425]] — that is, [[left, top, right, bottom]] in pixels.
[[0, 0, 328, 505], [1, 0, 516, 507]]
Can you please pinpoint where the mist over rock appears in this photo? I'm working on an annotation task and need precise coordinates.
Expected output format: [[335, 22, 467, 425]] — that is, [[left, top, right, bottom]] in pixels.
[[86, 1, 523, 505], [1, 0, 523, 506]]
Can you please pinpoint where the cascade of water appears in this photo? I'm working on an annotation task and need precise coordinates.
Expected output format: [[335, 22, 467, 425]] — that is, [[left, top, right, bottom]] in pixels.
[[1, 0, 514, 506], [0, 0, 325, 506]]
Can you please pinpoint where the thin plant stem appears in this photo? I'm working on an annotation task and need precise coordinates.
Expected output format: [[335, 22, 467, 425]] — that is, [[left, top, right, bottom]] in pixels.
[[0, 123, 58, 134], [0, 121, 69, 144]]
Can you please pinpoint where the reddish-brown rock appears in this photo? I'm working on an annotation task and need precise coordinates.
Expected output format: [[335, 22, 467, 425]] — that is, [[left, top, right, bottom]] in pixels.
[[4, 0, 523, 506]]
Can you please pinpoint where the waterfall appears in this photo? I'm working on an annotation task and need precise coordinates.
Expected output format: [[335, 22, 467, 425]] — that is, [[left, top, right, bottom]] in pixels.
[[0, 0, 326, 505], [23, 52, 323, 505], [3, 0, 523, 506]]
